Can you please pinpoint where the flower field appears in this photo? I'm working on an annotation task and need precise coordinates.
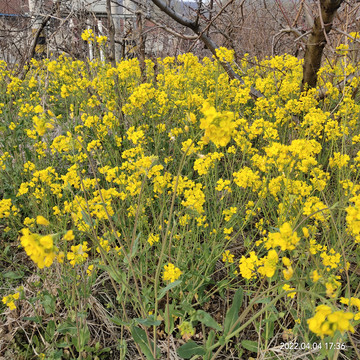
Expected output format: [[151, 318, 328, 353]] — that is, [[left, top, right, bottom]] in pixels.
[[0, 46, 360, 359]]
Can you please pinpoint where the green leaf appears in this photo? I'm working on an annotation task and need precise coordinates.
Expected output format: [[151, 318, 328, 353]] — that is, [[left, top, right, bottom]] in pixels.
[[3, 245, 11, 256], [124, 232, 142, 264], [205, 330, 215, 349], [205, 330, 215, 359], [269, 226, 280, 232], [22, 316, 42, 323], [195, 310, 222, 331], [263, 315, 275, 340], [131, 326, 159, 360], [81, 210, 93, 227], [218, 335, 226, 346], [3, 271, 24, 280], [223, 287, 243, 334], [72, 324, 90, 352], [163, 303, 177, 334], [41, 294, 56, 314], [157, 280, 182, 301], [51, 349, 63, 359], [45, 320, 56, 342], [33, 334, 40, 348], [329, 201, 339, 210], [57, 320, 77, 335], [108, 267, 124, 284], [241, 340, 258, 353], [98, 264, 124, 284], [177, 341, 206, 359], [131, 325, 148, 344], [110, 316, 129, 327], [255, 297, 271, 304], [98, 347, 111, 355], [135, 316, 162, 327], [131, 232, 141, 259]]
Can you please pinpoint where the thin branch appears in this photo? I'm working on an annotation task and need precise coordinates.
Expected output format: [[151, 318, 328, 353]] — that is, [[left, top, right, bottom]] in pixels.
[[274, 27, 303, 39], [271, 27, 305, 56], [19, 14, 51, 80], [137, 9, 198, 40], [106, 0, 116, 66], [195, 0, 202, 28], [150, 0, 263, 99], [275, 0, 292, 28], [292, 0, 305, 27], [150, 0, 196, 29], [333, 27, 360, 45], [294, 30, 312, 42], [316, 71, 359, 100], [193, 0, 238, 44]]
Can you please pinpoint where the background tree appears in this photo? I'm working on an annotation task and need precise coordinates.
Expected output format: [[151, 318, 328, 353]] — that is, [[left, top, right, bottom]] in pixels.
[[124, 0, 358, 92], [1, 0, 359, 90], [301, 0, 344, 90]]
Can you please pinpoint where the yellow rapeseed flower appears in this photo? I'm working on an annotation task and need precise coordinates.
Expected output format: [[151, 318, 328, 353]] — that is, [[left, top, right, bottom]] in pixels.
[[163, 263, 182, 283], [147, 233, 160, 246], [307, 305, 354, 338], [222, 250, 234, 263], [67, 242, 90, 267], [63, 230, 75, 241], [2, 292, 20, 310], [282, 284, 296, 298], [36, 215, 50, 226]]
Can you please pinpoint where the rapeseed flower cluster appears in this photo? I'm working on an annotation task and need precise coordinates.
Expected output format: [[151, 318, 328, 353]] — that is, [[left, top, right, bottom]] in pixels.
[[2, 292, 20, 310], [0, 199, 18, 219], [200, 102, 237, 147], [67, 242, 90, 267], [20, 228, 59, 269], [0, 49, 359, 350], [148, 233, 160, 246], [222, 250, 234, 263], [265, 222, 299, 251], [340, 297, 360, 320], [307, 305, 354, 338], [346, 195, 360, 243], [163, 263, 182, 283], [81, 29, 95, 42]]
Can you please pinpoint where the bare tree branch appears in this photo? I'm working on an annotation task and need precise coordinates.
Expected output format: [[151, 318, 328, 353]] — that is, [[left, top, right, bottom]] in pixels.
[[150, 0, 263, 99], [317, 71, 359, 100], [272, 27, 305, 56], [150, 0, 196, 28], [137, 9, 198, 40], [333, 27, 360, 44], [189, 0, 237, 48], [19, 14, 51, 79]]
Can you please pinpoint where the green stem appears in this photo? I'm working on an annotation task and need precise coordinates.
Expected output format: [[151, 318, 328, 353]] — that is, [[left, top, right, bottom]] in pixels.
[[153, 133, 201, 356]]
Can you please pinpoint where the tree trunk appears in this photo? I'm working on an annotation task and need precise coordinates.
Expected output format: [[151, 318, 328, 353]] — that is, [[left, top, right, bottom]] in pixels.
[[19, 0, 51, 80], [136, 12, 146, 82], [301, 0, 343, 91], [106, 0, 116, 67]]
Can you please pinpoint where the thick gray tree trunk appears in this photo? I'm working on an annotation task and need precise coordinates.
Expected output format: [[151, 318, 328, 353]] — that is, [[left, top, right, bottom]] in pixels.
[[301, 0, 343, 91]]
